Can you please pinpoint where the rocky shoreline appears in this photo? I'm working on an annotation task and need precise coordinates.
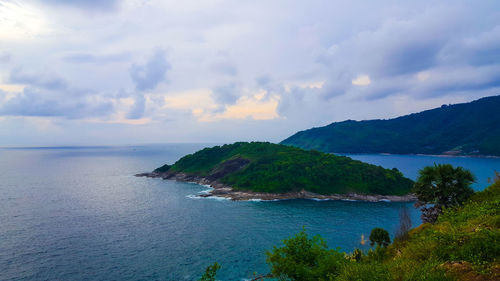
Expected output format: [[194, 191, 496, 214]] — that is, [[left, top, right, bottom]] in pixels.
[[135, 172, 417, 202]]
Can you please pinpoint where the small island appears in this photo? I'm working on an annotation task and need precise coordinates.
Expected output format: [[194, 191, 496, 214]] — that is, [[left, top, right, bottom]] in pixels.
[[136, 142, 416, 201]]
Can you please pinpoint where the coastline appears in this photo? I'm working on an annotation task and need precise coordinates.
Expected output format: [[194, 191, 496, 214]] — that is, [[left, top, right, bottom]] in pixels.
[[335, 152, 500, 159], [135, 172, 417, 202]]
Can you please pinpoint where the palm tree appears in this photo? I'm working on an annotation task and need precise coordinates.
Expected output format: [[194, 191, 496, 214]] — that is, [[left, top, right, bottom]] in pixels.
[[413, 164, 475, 223]]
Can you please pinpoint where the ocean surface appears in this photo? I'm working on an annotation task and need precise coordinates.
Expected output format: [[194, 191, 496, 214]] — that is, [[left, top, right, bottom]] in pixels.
[[1, 144, 499, 281]]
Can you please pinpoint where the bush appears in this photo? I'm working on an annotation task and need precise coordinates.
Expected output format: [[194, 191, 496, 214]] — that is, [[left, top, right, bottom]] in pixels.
[[434, 229, 500, 265], [198, 262, 220, 281], [336, 262, 391, 281], [365, 246, 390, 262], [390, 259, 452, 281], [345, 248, 363, 262], [266, 228, 346, 281], [369, 228, 391, 247]]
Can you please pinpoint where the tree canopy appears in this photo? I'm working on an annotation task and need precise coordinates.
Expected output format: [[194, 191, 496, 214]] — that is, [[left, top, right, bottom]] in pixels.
[[265, 228, 346, 281], [154, 142, 414, 196], [198, 262, 220, 281], [282, 95, 500, 156], [369, 228, 391, 247], [413, 164, 475, 223], [413, 164, 475, 208]]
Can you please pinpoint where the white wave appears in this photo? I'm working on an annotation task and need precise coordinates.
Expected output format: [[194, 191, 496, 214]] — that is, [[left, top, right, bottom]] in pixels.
[[198, 188, 213, 195], [378, 199, 391, 202], [260, 198, 283, 202], [186, 194, 231, 201], [206, 195, 231, 201], [309, 198, 331, 201], [341, 199, 358, 202]]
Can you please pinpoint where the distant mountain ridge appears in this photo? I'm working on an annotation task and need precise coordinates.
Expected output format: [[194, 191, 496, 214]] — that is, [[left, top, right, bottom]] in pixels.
[[281, 95, 500, 156]]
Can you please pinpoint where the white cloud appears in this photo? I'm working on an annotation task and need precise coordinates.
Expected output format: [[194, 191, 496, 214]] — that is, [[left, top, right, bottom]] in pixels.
[[211, 94, 280, 121], [416, 72, 430, 81], [352, 75, 371, 86], [0, 1, 52, 41]]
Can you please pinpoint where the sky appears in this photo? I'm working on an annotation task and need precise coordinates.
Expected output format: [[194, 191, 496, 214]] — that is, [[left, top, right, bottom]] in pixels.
[[1, 0, 499, 146]]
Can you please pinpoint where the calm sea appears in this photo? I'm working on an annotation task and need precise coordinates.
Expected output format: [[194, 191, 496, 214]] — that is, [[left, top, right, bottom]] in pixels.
[[1, 144, 499, 280]]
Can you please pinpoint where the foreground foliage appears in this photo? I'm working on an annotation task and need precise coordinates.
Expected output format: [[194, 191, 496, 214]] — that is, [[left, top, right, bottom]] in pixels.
[[198, 262, 220, 281], [264, 182, 500, 280], [266, 229, 346, 281], [282, 95, 500, 156], [154, 142, 414, 195]]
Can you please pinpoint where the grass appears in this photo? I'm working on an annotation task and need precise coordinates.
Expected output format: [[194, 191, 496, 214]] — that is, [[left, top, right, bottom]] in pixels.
[[340, 181, 500, 281]]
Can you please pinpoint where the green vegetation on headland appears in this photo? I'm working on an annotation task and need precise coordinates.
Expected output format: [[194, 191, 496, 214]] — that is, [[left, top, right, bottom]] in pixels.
[[153, 142, 414, 196], [281, 95, 500, 156], [201, 179, 500, 281]]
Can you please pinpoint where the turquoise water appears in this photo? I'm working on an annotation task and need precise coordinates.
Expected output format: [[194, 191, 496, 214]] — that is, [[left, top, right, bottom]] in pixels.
[[1, 145, 499, 280], [344, 153, 500, 191]]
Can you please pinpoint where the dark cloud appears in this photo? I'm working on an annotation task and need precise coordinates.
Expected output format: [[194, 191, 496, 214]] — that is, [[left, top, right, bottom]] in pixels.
[[9, 68, 67, 90], [439, 25, 500, 67], [129, 50, 171, 91], [379, 41, 440, 76], [256, 75, 272, 87], [0, 87, 113, 118], [319, 72, 351, 100], [210, 62, 238, 76], [277, 86, 306, 115], [310, 9, 500, 103], [3, 67, 114, 119], [416, 66, 500, 97], [255, 75, 285, 101], [212, 83, 240, 106], [127, 95, 146, 119], [0, 52, 11, 63], [41, 0, 120, 12], [125, 49, 171, 119], [62, 52, 130, 64]]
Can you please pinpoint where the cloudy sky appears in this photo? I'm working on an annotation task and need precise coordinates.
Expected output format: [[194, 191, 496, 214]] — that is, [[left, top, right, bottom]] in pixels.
[[1, 0, 499, 146]]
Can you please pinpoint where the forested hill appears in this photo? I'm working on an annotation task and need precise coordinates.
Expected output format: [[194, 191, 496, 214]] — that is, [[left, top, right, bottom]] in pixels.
[[153, 142, 414, 196], [281, 95, 500, 156]]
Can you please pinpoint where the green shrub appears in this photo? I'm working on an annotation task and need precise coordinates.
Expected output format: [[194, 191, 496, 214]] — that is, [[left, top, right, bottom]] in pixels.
[[365, 246, 389, 262], [389, 259, 452, 281], [198, 262, 220, 281], [266, 228, 346, 281], [336, 262, 391, 281], [369, 228, 391, 247], [434, 229, 500, 265], [345, 248, 363, 262]]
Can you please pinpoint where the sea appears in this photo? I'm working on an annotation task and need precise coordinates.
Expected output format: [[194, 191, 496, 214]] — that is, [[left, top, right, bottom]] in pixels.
[[1, 144, 499, 281]]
